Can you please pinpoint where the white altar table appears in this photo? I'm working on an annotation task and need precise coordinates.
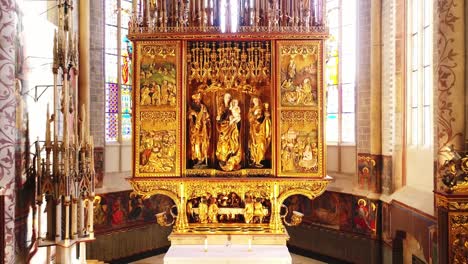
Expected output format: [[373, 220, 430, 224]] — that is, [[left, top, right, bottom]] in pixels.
[[163, 245, 292, 264]]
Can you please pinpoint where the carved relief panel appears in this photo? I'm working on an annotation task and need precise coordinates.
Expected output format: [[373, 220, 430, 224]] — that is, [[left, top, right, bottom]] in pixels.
[[134, 41, 181, 177], [184, 41, 275, 174], [276, 41, 324, 177]]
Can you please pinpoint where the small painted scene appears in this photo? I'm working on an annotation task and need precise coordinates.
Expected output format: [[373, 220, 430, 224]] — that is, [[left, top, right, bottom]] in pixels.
[[93, 191, 175, 234], [284, 192, 378, 237]]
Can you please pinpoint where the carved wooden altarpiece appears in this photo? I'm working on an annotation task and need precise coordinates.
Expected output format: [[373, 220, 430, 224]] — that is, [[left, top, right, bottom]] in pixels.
[[128, 0, 330, 237]]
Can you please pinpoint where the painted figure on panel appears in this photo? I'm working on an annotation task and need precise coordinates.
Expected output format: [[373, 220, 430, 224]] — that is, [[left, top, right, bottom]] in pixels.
[[111, 197, 125, 226], [216, 93, 242, 171], [353, 198, 376, 233], [248, 97, 271, 168], [93, 196, 108, 226], [188, 93, 211, 167], [128, 192, 143, 221]]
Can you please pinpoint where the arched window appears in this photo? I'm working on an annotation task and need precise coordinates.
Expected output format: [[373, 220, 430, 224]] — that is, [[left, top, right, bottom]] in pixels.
[[405, 0, 433, 190], [325, 0, 357, 175], [407, 0, 432, 147], [326, 0, 356, 144], [105, 0, 133, 142]]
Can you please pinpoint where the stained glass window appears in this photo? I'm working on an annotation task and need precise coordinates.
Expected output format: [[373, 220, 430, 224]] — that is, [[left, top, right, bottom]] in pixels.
[[326, 0, 356, 144], [121, 85, 132, 140], [105, 0, 133, 142]]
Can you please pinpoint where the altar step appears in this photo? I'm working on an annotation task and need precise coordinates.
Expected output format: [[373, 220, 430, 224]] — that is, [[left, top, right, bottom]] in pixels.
[[169, 233, 290, 246]]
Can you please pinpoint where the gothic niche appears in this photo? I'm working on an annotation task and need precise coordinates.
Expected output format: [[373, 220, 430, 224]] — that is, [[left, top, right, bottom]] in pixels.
[[186, 41, 273, 171], [186, 192, 271, 225]]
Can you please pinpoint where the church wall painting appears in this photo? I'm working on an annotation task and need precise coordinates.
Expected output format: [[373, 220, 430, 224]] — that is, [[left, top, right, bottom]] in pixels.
[[134, 41, 181, 177], [285, 191, 378, 238], [93, 190, 175, 234], [357, 153, 382, 193]]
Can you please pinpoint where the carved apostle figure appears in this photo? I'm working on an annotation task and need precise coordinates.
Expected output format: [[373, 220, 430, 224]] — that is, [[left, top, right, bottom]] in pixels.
[[248, 97, 271, 167], [188, 93, 211, 167], [216, 93, 242, 171]]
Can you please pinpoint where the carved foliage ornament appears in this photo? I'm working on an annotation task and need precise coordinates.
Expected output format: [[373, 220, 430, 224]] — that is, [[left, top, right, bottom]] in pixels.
[[440, 146, 468, 193]]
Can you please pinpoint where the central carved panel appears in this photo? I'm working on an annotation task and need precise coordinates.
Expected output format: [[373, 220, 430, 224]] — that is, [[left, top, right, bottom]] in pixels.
[[185, 41, 274, 172]]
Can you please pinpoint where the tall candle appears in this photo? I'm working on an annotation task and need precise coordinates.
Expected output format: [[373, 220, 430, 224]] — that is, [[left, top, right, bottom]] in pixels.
[[65, 197, 70, 240], [72, 198, 77, 239], [248, 238, 252, 251], [55, 199, 62, 243], [79, 198, 85, 237], [35, 138, 41, 178], [37, 204, 42, 239], [88, 196, 95, 239], [204, 238, 208, 251]]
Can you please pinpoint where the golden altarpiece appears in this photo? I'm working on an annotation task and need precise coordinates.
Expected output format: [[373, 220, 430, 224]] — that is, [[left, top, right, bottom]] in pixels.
[[128, 0, 330, 241]]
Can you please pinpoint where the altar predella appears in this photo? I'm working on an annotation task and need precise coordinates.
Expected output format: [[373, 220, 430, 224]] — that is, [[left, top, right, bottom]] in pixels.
[[128, 0, 330, 235]]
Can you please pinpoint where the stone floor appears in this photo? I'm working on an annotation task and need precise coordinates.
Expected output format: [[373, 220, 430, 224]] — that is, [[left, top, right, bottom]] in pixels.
[[130, 253, 327, 264]]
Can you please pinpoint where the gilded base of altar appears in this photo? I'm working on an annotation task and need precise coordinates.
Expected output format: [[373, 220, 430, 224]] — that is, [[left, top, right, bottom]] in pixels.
[[128, 177, 330, 234]]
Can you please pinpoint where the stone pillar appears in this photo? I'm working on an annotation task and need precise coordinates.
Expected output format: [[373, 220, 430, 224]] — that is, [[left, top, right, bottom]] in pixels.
[[356, 0, 383, 194], [0, 1, 16, 263], [89, 0, 106, 148], [435, 0, 465, 180]]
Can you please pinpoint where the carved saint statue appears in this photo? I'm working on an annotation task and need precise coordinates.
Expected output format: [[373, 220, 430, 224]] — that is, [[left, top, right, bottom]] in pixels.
[[248, 97, 271, 167], [188, 93, 211, 167], [215, 93, 242, 171], [244, 196, 254, 224], [208, 197, 219, 223], [198, 198, 208, 224]]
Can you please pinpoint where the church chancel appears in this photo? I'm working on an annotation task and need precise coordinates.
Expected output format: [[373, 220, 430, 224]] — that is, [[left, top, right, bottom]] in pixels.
[[127, 0, 330, 262]]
